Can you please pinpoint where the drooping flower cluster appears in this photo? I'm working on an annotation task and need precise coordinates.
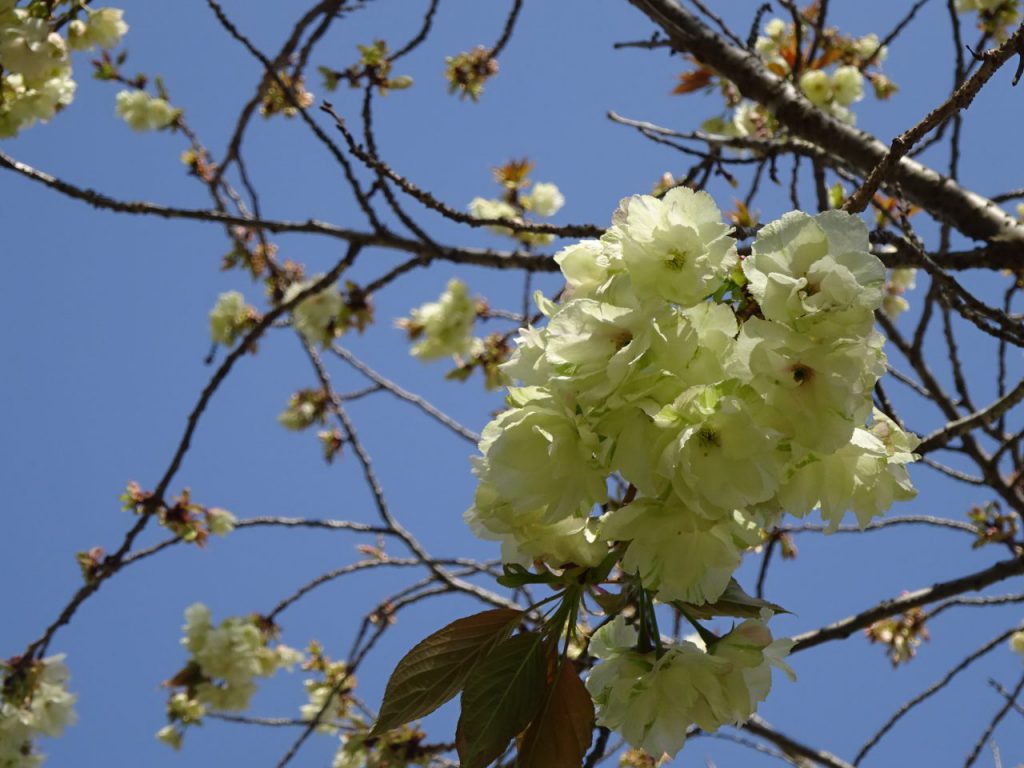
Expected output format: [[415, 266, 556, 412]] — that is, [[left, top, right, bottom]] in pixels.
[[694, 16, 896, 140], [586, 617, 793, 756], [0, 3, 126, 137], [0, 655, 77, 767], [466, 187, 918, 754], [157, 604, 303, 749]]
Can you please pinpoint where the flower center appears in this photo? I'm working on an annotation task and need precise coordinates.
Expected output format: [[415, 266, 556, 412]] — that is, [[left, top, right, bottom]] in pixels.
[[611, 330, 633, 350], [664, 248, 689, 271], [697, 426, 720, 449], [790, 364, 814, 384]]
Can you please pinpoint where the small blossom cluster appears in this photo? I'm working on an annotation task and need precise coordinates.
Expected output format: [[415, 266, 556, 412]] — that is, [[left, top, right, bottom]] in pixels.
[[278, 388, 331, 431], [865, 607, 929, 666], [467, 159, 565, 246], [294, 644, 432, 768], [259, 71, 314, 118], [0, 3, 125, 137], [466, 187, 919, 754], [956, 0, 1020, 40], [697, 17, 895, 140], [0, 655, 76, 767], [398, 280, 513, 389], [469, 181, 564, 245], [397, 278, 481, 361], [881, 267, 917, 320], [444, 45, 498, 101], [114, 88, 177, 131], [586, 617, 793, 756], [209, 290, 260, 347], [300, 658, 356, 734], [319, 41, 413, 96], [284, 277, 372, 347], [332, 725, 433, 768], [157, 604, 303, 749], [120, 483, 235, 545]]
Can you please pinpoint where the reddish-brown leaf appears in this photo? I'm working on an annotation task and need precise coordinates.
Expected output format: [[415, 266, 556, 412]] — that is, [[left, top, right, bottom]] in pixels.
[[672, 67, 715, 95], [515, 660, 595, 768], [371, 608, 521, 736]]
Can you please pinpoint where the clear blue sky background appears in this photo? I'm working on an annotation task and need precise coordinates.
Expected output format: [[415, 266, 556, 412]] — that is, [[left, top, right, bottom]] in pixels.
[[3, 1, 1023, 766]]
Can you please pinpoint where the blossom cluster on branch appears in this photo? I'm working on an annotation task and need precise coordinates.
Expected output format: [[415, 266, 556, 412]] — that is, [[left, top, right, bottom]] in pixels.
[[0, 656, 76, 768], [0, 1, 125, 136], [463, 188, 919, 756], [157, 604, 303, 749]]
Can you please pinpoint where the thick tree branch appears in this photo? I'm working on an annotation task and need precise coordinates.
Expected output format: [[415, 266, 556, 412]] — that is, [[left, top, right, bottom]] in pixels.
[[791, 554, 1024, 653], [625, 0, 1024, 245]]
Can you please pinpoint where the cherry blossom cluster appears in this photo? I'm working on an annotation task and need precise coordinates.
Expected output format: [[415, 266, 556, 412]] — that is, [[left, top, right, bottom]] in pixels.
[[466, 187, 919, 755], [0, 655, 76, 768], [695, 16, 896, 141], [157, 604, 303, 749], [0, 2, 126, 137]]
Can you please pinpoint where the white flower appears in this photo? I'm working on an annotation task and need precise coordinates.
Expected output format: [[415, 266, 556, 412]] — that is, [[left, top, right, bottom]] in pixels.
[[473, 387, 608, 522], [175, 604, 303, 714], [654, 387, 785, 516], [779, 421, 918, 530], [469, 196, 555, 244], [603, 499, 760, 604], [155, 724, 183, 750], [881, 293, 909, 319], [522, 182, 565, 217], [284, 277, 345, 346], [1010, 630, 1024, 656], [831, 65, 864, 106], [1, 654, 77, 766], [956, 0, 1005, 12], [709, 620, 795, 721], [0, 13, 68, 85], [743, 210, 885, 335], [613, 187, 737, 308], [854, 33, 887, 63], [799, 69, 832, 107], [586, 617, 792, 758], [333, 735, 368, 768], [401, 278, 479, 361], [554, 238, 623, 300], [115, 89, 177, 131], [209, 291, 253, 346], [542, 298, 654, 405], [764, 17, 786, 39], [206, 507, 236, 537], [732, 318, 882, 452], [68, 8, 128, 50], [466, 487, 607, 568], [0, 69, 76, 136]]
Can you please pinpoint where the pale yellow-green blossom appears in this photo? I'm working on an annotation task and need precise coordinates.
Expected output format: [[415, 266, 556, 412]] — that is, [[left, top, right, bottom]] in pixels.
[[115, 89, 177, 131]]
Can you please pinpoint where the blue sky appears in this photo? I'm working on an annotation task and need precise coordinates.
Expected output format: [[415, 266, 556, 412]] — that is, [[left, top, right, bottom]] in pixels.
[[3, 1, 1023, 766]]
